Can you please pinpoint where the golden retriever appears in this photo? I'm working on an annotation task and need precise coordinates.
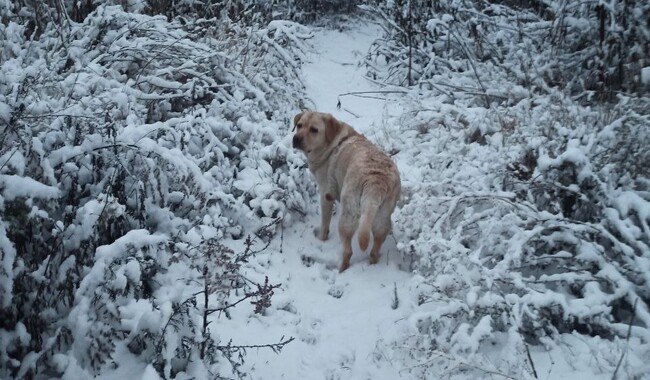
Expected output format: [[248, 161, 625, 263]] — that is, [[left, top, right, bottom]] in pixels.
[[292, 111, 400, 272]]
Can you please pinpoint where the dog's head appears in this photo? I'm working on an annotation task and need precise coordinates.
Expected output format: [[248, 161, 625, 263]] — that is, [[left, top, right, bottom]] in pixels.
[[292, 111, 342, 155]]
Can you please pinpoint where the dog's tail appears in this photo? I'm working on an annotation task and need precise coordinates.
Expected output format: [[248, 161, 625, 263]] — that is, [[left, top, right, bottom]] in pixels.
[[357, 190, 382, 252]]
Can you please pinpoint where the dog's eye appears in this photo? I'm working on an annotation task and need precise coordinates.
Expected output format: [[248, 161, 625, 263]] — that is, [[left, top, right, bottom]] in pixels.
[[296, 123, 303, 129], [309, 127, 318, 134]]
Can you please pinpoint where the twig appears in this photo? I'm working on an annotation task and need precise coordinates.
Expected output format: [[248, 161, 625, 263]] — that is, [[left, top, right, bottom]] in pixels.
[[526, 343, 539, 379], [134, 36, 185, 86], [611, 298, 638, 380], [342, 107, 360, 118], [358, 4, 406, 37], [252, 217, 282, 254], [279, 217, 284, 256], [448, 25, 490, 104], [402, 349, 520, 379], [456, 362, 519, 380], [16, 114, 96, 119], [0, 148, 19, 173], [217, 336, 295, 353], [205, 291, 253, 315], [338, 90, 408, 97], [337, 90, 408, 109]]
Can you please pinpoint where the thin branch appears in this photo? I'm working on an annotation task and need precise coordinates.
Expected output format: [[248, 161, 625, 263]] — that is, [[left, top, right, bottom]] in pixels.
[[525, 343, 538, 379], [0, 148, 19, 173], [612, 298, 638, 380], [134, 36, 186, 86], [205, 293, 255, 315], [16, 114, 96, 120], [217, 336, 295, 353], [338, 90, 408, 97]]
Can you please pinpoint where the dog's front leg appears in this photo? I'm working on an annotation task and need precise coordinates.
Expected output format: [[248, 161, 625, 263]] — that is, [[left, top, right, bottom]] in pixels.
[[314, 193, 333, 241]]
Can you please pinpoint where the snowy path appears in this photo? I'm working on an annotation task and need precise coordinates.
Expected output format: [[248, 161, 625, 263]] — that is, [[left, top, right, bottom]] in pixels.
[[301, 23, 387, 129], [221, 22, 416, 380]]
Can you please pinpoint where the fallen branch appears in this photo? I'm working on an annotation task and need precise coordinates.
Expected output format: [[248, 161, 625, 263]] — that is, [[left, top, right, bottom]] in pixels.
[[338, 90, 408, 97], [337, 90, 408, 109]]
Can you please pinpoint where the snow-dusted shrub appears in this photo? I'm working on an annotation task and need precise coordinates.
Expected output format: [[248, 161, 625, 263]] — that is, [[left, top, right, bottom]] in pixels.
[[362, 0, 650, 97], [381, 91, 650, 378], [361, 2, 650, 376], [291, 0, 361, 22], [1, 3, 312, 378], [142, 0, 361, 24]]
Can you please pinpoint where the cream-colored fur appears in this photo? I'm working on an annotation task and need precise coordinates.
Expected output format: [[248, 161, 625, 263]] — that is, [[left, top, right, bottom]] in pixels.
[[292, 111, 401, 272]]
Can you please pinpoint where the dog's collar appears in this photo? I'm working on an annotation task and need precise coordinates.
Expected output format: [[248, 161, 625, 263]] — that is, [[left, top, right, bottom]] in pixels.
[[309, 132, 354, 173], [332, 132, 354, 152]]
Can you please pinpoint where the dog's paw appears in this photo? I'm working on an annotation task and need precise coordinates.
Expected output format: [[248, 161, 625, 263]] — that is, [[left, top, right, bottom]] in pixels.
[[313, 226, 329, 241], [338, 262, 350, 273]]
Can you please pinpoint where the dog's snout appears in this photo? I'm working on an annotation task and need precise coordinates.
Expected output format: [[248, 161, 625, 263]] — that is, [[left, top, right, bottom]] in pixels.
[[292, 135, 302, 149]]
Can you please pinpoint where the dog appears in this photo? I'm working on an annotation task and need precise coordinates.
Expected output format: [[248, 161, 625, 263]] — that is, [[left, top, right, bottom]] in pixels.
[[292, 111, 400, 272]]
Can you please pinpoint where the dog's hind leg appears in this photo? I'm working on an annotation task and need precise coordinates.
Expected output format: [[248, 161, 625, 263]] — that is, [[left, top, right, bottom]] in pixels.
[[369, 230, 388, 264], [338, 225, 354, 272], [369, 200, 395, 264], [316, 192, 334, 241], [338, 206, 357, 272]]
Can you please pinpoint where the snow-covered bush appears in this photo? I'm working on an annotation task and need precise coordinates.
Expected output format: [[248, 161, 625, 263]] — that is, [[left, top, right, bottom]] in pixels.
[[384, 92, 650, 378], [362, 0, 650, 97], [361, 0, 650, 377], [141, 0, 361, 24], [1, 2, 313, 378]]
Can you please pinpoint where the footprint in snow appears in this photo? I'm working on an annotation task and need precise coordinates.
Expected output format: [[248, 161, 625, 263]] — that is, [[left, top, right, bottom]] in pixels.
[[325, 350, 356, 380], [301, 254, 339, 272], [327, 285, 344, 299], [301, 254, 315, 267], [296, 318, 322, 345]]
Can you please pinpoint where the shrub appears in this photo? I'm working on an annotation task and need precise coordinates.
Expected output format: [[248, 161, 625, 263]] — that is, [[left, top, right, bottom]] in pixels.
[[0, 2, 312, 378]]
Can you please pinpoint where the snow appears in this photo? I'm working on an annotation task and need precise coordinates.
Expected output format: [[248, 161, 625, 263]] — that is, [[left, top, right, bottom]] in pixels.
[[301, 25, 392, 131], [0, 222, 16, 308], [0, 174, 60, 201], [0, 100, 11, 124], [2, 6, 649, 379], [614, 190, 650, 224], [142, 365, 163, 380], [642, 66, 650, 85], [218, 223, 413, 379]]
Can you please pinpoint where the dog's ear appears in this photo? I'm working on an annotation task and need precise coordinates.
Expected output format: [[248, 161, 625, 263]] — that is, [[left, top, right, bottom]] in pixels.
[[292, 112, 304, 131], [325, 114, 343, 143]]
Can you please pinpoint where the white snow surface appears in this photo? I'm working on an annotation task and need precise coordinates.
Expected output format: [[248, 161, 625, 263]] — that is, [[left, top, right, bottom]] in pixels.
[[642, 66, 650, 85]]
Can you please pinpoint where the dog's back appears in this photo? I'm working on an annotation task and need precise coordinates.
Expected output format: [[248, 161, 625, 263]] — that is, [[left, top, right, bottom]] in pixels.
[[334, 134, 400, 252]]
